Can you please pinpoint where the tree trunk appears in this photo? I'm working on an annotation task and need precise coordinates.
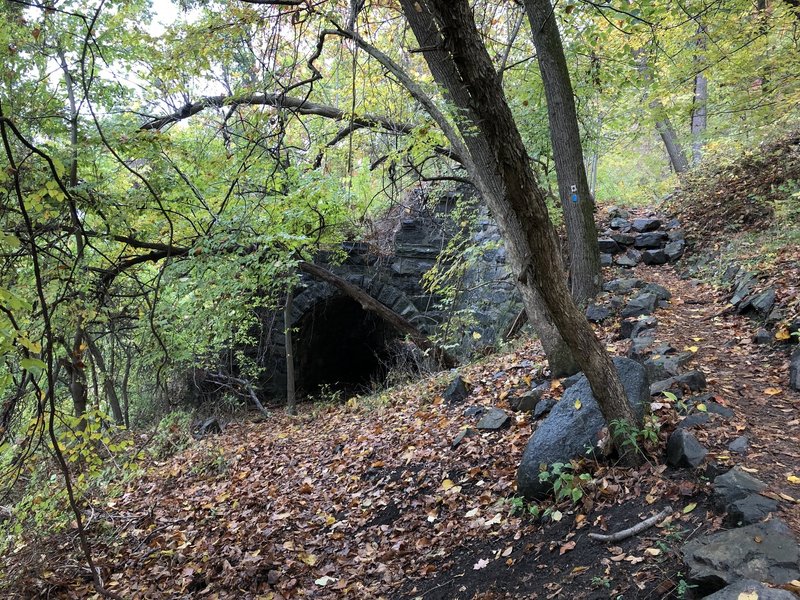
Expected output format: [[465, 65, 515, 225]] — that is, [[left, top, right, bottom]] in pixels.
[[426, 0, 641, 463], [297, 260, 457, 369], [284, 290, 297, 415], [523, 0, 602, 303], [85, 335, 125, 425], [691, 25, 708, 166], [656, 112, 690, 174], [400, 0, 578, 376]]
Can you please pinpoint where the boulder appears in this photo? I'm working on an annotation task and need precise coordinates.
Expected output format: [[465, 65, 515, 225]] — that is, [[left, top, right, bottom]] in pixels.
[[642, 282, 672, 301], [727, 494, 779, 526], [607, 206, 630, 219], [702, 579, 797, 600], [790, 347, 800, 391], [620, 316, 658, 340], [628, 336, 656, 360], [666, 429, 707, 468], [444, 375, 469, 403], [642, 249, 668, 265], [650, 371, 707, 395], [668, 228, 685, 241], [631, 217, 662, 232], [713, 467, 768, 510], [621, 292, 658, 318], [739, 288, 776, 317], [682, 520, 800, 594], [603, 278, 643, 294], [611, 232, 636, 246], [477, 408, 510, 430], [634, 231, 669, 249], [517, 358, 649, 499], [643, 354, 685, 381], [753, 327, 772, 344], [598, 238, 622, 254], [664, 239, 686, 262], [561, 372, 583, 390], [609, 217, 630, 230], [600, 253, 613, 267], [731, 273, 756, 306], [463, 406, 484, 418], [509, 388, 542, 413], [615, 249, 641, 267], [533, 398, 556, 419], [676, 413, 711, 429], [586, 303, 612, 323]]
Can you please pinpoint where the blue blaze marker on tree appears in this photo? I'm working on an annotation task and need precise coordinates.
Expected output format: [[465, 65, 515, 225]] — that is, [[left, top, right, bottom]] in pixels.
[[571, 193, 578, 203]]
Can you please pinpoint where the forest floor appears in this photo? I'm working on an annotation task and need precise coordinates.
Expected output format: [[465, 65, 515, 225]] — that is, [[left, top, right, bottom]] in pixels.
[[4, 239, 799, 599]]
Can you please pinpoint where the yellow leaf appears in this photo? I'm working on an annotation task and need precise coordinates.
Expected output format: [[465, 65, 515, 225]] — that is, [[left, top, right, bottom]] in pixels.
[[574, 399, 582, 410], [472, 331, 482, 340], [787, 475, 800, 485], [735, 592, 758, 600], [764, 387, 782, 396], [644, 548, 661, 556], [696, 403, 708, 412], [692, 337, 703, 342], [299, 553, 318, 566], [775, 327, 790, 341], [441, 478, 456, 490], [682, 502, 697, 514], [551, 510, 563, 522]]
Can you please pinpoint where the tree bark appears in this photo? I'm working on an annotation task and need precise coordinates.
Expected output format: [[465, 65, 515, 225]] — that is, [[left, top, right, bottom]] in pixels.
[[297, 260, 456, 369], [690, 24, 708, 166], [85, 335, 125, 425], [425, 0, 641, 463], [284, 290, 297, 415], [523, 0, 602, 303], [400, 0, 578, 376], [656, 113, 690, 174]]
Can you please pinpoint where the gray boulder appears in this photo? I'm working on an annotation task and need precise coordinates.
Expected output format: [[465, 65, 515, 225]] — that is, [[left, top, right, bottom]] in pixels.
[[664, 239, 686, 262], [676, 413, 711, 429], [731, 273, 756, 306], [790, 347, 800, 391], [713, 467, 768, 511], [622, 292, 658, 318], [586, 303, 612, 323], [620, 316, 658, 340], [598, 238, 621, 254], [753, 327, 772, 344], [739, 287, 776, 317], [611, 232, 636, 246], [600, 253, 613, 267], [477, 408, 510, 430], [533, 398, 556, 419], [616, 249, 641, 267], [444, 375, 469, 403], [651, 370, 707, 395], [642, 282, 672, 301], [634, 231, 669, 249], [682, 520, 800, 594], [667, 429, 707, 468], [632, 218, 662, 232], [609, 217, 630, 230], [509, 388, 542, 413], [452, 427, 477, 448], [642, 249, 668, 265], [603, 278, 643, 294], [517, 358, 649, 499], [702, 579, 797, 600], [728, 435, 750, 454], [728, 494, 779, 526]]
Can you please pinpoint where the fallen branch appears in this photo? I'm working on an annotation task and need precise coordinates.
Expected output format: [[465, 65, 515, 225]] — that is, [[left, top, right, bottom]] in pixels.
[[588, 505, 673, 543]]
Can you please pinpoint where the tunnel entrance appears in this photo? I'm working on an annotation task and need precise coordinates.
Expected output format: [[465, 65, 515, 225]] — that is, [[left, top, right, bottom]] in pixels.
[[294, 295, 400, 397]]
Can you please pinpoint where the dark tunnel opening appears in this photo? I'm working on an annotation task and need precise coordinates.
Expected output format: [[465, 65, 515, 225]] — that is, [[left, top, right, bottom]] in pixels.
[[294, 295, 400, 397]]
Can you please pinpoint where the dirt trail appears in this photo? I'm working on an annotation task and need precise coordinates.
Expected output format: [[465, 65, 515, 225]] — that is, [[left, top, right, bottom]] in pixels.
[[635, 263, 800, 534]]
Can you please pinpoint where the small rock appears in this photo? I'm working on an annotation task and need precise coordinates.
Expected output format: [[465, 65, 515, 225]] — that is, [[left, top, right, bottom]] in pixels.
[[642, 249, 668, 265], [600, 253, 613, 267], [642, 282, 672, 301], [533, 398, 556, 419], [643, 354, 684, 381], [621, 292, 658, 318], [676, 413, 711, 429], [753, 328, 772, 344], [510, 389, 541, 413], [713, 467, 768, 510], [650, 371, 707, 395], [727, 494, 779, 526], [702, 579, 797, 600], [750, 288, 777, 316], [667, 429, 707, 468], [705, 401, 735, 419], [628, 336, 655, 360], [609, 295, 625, 310], [586, 303, 612, 323], [598, 238, 621, 254], [444, 375, 469, 403], [634, 231, 669, 249], [668, 228, 685, 240], [631, 217, 662, 232], [665, 218, 681, 229], [452, 427, 477, 448], [682, 520, 799, 594], [731, 273, 756, 306], [463, 406, 484, 418], [561, 372, 583, 390], [607, 206, 630, 219], [722, 264, 740, 283], [603, 278, 643, 294], [477, 408, 510, 430], [728, 435, 749, 454], [790, 347, 800, 391]]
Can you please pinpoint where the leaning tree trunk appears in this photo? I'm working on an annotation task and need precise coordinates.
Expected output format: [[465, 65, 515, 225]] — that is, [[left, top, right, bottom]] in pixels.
[[400, 0, 578, 376], [523, 0, 602, 303], [690, 24, 708, 166], [656, 113, 690, 174], [426, 0, 641, 464], [85, 335, 125, 425]]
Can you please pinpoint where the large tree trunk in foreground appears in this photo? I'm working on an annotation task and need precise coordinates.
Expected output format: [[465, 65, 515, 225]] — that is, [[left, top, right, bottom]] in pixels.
[[400, 0, 577, 376], [426, 0, 641, 463], [523, 0, 602, 303], [297, 261, 456, 369]]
